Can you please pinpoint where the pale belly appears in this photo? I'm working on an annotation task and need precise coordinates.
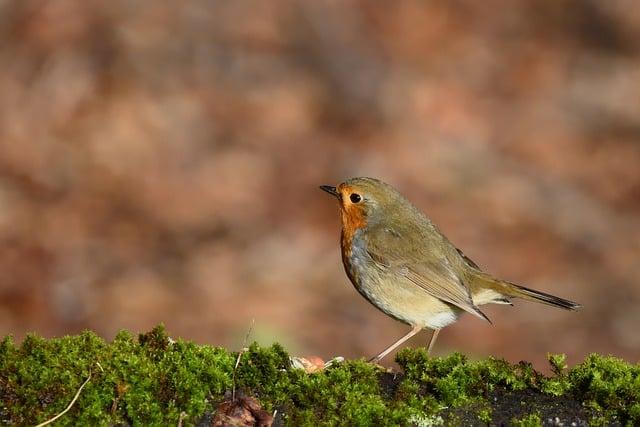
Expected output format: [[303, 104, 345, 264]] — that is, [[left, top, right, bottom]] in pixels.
[[344, 233, 462, 330]]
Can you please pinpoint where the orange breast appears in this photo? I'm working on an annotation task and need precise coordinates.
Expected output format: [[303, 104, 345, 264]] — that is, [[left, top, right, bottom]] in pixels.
[[340, 205, 367, 268]]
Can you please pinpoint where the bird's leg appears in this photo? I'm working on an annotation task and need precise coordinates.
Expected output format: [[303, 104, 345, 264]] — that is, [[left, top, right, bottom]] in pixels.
[[369, 326, 422, 363], [426, 328, 440, 355]]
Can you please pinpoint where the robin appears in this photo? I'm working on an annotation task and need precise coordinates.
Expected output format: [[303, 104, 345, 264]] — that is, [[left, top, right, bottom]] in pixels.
[[320, 177, 581, 363]]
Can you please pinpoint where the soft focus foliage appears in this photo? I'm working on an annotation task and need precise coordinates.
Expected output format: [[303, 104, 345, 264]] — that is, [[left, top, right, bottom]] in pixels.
[[0, 1, 639, 367]]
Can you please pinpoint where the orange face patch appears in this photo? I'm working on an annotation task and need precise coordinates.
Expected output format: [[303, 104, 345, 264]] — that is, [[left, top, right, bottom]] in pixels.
[[338, 184, 368, 260]]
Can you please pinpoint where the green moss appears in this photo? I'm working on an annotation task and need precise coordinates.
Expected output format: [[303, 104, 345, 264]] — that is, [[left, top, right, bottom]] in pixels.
[[477, 406, 492, 423], [395, 348, 537, 407], [0, 326, 235, 426], [510, 412, 542, 426], [568, 353, 640, 424], [1, 327, 638, 425], [548, 353, 567, 376]]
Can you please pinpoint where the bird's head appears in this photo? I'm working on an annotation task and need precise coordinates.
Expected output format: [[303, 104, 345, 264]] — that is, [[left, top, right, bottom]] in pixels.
[[320, 177, 405, 230]]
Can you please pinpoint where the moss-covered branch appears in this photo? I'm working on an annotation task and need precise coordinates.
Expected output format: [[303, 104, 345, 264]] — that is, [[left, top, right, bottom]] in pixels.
[[1, 325, 638, 426]]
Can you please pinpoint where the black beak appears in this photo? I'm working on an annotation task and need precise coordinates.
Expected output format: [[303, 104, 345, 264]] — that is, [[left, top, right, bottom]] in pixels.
[[319, 185, 339, 198]]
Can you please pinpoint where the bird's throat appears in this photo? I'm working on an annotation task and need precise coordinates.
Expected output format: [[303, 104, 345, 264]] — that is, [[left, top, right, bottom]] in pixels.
[[340, 207, 367, 263]]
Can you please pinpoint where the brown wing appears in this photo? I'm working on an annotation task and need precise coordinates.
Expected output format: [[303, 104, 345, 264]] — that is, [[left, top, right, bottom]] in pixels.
[[366, 226, 491, 323]]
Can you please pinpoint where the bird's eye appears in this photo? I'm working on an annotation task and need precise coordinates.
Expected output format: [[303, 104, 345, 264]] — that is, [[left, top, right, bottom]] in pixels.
[[350, 193, 362, 203]]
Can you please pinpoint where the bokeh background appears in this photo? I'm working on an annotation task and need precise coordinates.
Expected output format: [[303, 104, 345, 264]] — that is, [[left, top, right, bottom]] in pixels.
[[0, 0, 639, 370]]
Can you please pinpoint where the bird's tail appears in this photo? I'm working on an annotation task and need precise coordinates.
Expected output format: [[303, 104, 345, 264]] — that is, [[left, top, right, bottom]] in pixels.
[[471, 272, 581, 310]]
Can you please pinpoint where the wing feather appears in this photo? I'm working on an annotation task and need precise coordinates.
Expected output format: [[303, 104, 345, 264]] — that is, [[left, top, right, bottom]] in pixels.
[[365, 226, 490, 322]]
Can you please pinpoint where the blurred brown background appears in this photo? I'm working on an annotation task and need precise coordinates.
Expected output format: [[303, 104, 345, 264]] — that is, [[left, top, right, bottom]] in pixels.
[[0, 0, 639, 369]]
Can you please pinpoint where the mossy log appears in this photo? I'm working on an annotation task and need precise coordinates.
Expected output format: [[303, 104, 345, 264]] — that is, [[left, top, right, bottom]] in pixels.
[[1, 325, 638, 426]]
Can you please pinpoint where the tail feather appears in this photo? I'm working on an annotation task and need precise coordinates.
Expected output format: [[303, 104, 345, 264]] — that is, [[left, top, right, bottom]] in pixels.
[[508, 283, 581, 310], [471, 272, 581, 311]]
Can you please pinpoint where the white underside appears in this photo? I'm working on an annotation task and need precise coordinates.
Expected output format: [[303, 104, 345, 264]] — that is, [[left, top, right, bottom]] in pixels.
[[424, 310, 459, 329]]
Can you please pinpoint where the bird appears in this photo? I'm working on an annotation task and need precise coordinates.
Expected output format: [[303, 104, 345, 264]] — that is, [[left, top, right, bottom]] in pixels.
[[320, 177, 581, 363]]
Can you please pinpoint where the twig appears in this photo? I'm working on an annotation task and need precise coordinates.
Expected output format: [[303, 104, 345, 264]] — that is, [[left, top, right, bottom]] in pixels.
[[34, 371, 92, 427], [232, 319, 255, 401], [177, 411, 187, 427]]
